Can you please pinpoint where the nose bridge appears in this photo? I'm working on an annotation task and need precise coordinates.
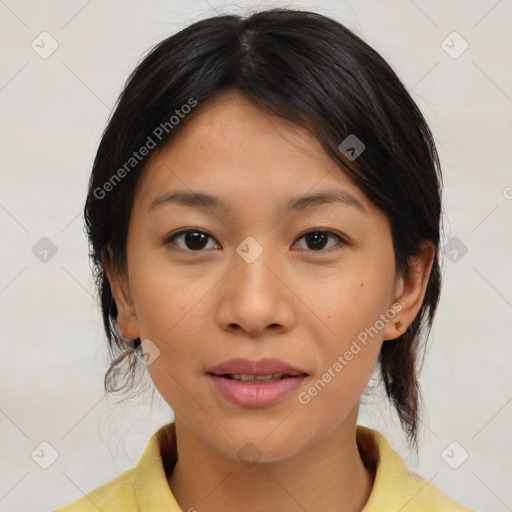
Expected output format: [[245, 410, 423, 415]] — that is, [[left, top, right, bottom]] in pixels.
[[233, 237, 275, 293], [233, 235, 280, 300], [216, 235, 294, 334]]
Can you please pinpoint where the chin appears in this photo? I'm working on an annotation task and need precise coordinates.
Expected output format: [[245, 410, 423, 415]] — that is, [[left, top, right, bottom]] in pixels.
[[207, 416, 314, 463]]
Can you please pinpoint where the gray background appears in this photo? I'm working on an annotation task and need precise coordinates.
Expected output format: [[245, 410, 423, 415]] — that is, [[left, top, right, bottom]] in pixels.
[[1, 1, 511, 511]]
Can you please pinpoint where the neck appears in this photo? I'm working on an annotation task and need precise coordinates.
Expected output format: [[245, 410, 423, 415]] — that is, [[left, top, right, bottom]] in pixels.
[[168, 410, 374, 512]]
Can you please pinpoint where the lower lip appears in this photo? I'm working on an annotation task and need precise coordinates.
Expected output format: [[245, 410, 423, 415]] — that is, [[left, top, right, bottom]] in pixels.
[[208, 374, 306, 408]]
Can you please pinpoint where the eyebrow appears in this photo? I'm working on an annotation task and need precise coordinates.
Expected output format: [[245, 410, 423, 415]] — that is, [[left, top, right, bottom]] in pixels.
[[148, 189, 367, 214]]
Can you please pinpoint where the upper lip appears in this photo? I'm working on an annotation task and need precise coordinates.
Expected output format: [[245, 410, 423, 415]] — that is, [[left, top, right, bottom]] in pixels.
[[207, 357, 307, 376]]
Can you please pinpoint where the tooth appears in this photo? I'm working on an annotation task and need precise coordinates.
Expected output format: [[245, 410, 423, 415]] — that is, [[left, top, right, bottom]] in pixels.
[[254, 374, 276, 382], [228, 373, 290, 382]]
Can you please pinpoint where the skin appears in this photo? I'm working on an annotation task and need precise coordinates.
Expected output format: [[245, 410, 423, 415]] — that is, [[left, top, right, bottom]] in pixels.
[[105, 91, 435, 512]]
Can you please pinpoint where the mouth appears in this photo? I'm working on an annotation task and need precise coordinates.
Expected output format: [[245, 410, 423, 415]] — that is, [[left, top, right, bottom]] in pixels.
[[211, 372, 307, 383], [206, 358, 308, 407]]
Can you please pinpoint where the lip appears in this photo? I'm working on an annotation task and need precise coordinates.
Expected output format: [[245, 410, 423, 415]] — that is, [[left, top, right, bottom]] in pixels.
[[207, 357, 308, 408], [207, 357, 306, 376], [208, 374, 307, 407]]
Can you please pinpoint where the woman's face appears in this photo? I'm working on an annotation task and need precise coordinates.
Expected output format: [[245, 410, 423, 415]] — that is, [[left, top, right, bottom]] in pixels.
[[110, 91, 424, 462]]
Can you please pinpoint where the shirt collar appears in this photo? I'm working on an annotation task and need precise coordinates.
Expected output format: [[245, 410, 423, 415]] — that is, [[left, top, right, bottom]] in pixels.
[[133, 422, 181, 510], [132, 421, 411, 511]]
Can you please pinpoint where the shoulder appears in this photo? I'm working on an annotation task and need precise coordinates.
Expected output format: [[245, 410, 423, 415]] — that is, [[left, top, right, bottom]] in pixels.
[[357, 426, 476, 512], [53, 467, 138, 512], [387, 468, 476, 511], [53, 422, 179, 512]]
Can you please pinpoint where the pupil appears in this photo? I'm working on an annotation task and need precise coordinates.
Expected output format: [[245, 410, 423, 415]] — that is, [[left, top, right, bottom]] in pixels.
[[186, 231, 207, 250], [306, 232, 327, 250]]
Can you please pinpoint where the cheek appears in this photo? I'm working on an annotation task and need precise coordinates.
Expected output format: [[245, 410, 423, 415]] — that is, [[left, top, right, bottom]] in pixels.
[[129, 247, 214, 340], [136, 294, 212, 422], [295, 258, 396, 344], [127, 255, 212, 392], [296, 282, 386, 429], [296, 254, 395, 400]]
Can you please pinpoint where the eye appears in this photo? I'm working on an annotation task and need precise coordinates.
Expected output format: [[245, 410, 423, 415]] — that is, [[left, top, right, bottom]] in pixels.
[[165, 229, 220, 252], [165, 228, 346, 253], [292, 230, 345, 252]]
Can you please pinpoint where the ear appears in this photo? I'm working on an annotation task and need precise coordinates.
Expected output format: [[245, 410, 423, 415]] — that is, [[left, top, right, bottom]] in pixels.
[[101, 247, 140, 340], [382, 241, 436, 341]]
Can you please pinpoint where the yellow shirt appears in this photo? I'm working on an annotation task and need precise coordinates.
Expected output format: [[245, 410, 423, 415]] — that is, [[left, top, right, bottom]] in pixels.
[[54, 422, 475, 511]]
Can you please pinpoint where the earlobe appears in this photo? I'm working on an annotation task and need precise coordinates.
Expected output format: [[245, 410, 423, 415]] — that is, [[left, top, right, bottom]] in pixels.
[[383, 241, 436, 341], [101, 247, 141, 340]]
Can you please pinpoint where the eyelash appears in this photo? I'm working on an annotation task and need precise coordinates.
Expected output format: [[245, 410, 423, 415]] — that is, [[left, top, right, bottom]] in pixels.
[[164, 228, 347, 253]]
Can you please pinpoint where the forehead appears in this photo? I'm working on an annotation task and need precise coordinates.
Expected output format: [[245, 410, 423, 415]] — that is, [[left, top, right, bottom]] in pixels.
[[134, 92, 373, 216], [153, 91, 330, 168]]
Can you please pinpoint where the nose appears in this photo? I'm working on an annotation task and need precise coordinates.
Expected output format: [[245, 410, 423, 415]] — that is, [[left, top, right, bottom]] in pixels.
[[215, 240, 296, 337]]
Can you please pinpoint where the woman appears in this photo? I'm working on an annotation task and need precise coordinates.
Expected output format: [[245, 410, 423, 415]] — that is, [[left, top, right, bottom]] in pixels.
[[55, 8, 475, 511]]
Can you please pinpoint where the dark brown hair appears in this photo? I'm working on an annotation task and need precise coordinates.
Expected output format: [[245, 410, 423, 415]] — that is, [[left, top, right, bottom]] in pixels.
[[84, 8, 443, 449]]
